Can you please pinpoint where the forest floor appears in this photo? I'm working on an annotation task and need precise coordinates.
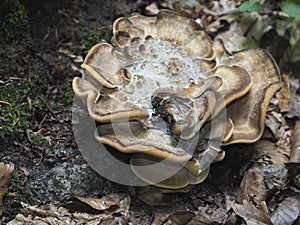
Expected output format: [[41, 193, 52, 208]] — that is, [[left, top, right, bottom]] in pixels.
[[0, 0, 300, 224]]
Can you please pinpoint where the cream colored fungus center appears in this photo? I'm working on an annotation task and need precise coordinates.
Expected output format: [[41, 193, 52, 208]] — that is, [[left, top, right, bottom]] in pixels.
[[119, 40, 205, 115]]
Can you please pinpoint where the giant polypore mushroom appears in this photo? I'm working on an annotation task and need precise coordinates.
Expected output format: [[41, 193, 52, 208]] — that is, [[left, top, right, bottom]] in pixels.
[[73, 10, 281, 189]]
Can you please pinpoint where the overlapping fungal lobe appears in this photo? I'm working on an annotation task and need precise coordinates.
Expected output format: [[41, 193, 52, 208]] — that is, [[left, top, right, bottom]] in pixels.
[[73, 9, 281, 189], [213, 41, 282, 144]]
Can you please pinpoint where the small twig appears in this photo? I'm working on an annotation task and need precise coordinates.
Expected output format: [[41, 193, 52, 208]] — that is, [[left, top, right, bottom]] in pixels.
[[42, 33, 50, 42], [12, 110, 21, 126], [38, 96, 55, 114], [9, 77, 26, 81], [39, 114, 48, 127], [0, 100, 11, 106], [27, 97, 32, 111]]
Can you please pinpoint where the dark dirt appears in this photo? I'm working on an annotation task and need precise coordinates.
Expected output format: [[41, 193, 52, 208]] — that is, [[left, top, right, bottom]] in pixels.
[[1, 0, 300, 224]]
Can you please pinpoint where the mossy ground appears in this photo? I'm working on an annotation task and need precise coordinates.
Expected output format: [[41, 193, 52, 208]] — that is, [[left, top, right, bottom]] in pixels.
[[0, 0, 122, 222], [0, 1, 50, 219], [0, 0, 30, 44], [86, 26, 113, 50], [1, 72, 48, 140]]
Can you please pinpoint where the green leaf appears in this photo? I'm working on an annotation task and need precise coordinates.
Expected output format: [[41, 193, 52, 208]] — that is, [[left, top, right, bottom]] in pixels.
[[280, 0, 300, 20], [239, 0, 263, 12]]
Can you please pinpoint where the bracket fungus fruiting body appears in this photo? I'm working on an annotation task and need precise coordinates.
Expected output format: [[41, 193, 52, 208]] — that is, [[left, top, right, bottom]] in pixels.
[[73, 10, 281, 189]]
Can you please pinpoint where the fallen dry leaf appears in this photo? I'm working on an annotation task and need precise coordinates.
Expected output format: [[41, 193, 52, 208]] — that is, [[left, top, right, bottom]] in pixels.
[[253, 139, 289, 192], [270, 196, 300, 225], [186, 211, 214, 225], [99, 215, 130, 225], [265, 111, 292, 156], [151, 210, 174, 224], [160, 0, 203, 19], [267, 82, 293, 156], [0, 162, 14, 216], [255, 140, 289, 166], [240, 164, 267, 204], [165, 211, 195, 225], [286, 119, 300, 189], [263, 164, 289, 190], [215, 21, 250, 52], [215, 12, 272, 52], [210, 0, 241, 15], [152, 210, 195, 225], [63, 193, 130, 214], [231, 200, 273, 225], [187, 206, 228, 225], [205, 14, 236, 33]]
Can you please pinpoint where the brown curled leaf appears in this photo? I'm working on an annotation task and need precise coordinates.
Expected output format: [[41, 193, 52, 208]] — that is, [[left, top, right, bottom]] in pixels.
[[231, 200, 272, 225], [240, 164, 267, 204], [270, 196, 300, 225], [263, 164, 289, 190], [152, 210, 195, 225], [255, 140, 289, 166], [187, 206, 228, 224], [286, 119, 300, 188], [63, 193, 130, 214]]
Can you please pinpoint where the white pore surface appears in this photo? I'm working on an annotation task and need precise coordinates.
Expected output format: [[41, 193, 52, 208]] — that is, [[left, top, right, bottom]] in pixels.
[[120, 40, 204, 115]]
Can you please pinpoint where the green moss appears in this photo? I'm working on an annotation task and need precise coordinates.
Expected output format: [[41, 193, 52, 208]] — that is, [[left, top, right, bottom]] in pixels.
[[5, 171, 29, 210], [0, 0, 30, 43], [0, 71, 49, 142], [0, 85, 33, 140], [10, 172, 23, 189], [86, 26, 113, 49], [62, 90, 74, 105], [26, 129, 48, 154]]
